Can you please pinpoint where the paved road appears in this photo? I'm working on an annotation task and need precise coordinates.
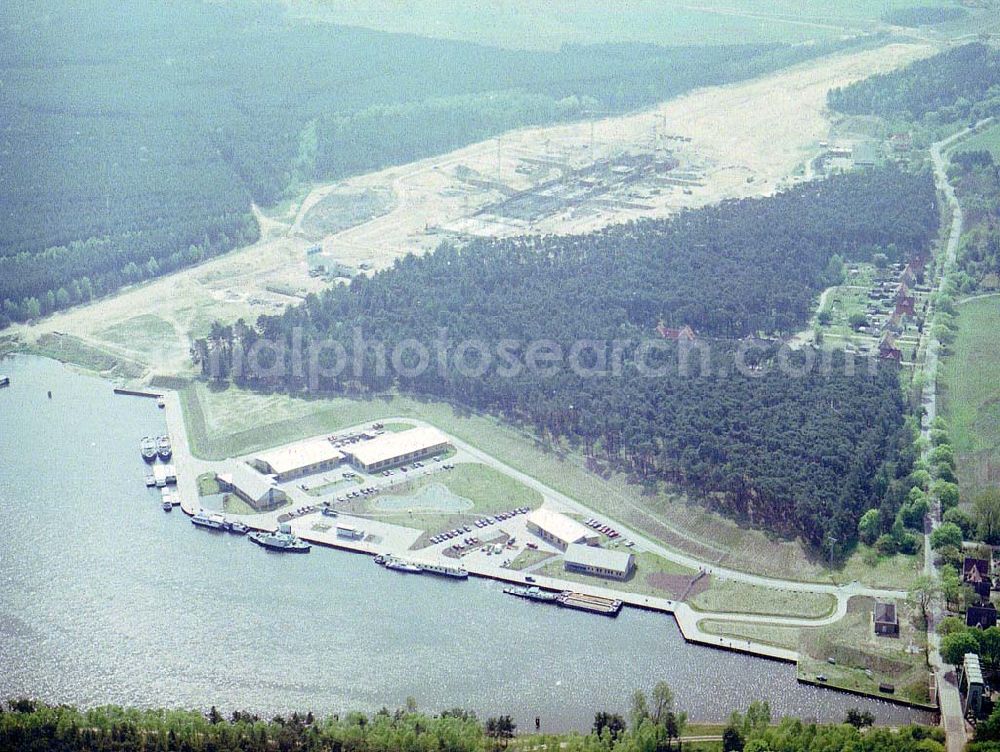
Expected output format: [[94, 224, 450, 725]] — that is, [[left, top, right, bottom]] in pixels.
[[920, 120, 994, 752]]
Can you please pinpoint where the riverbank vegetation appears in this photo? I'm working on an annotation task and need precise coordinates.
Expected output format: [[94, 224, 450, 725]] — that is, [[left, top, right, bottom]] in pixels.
[[0, 0, 872, 328], [200, 166, 938, 554], [0, 695, 944, 752]]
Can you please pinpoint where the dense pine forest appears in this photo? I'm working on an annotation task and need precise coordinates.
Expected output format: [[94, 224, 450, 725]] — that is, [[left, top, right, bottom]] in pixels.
[[0, 0, 871, 327], [0, 699, 947, 752], [200, 166, 938, 549], [827, 43, 1000, 124]]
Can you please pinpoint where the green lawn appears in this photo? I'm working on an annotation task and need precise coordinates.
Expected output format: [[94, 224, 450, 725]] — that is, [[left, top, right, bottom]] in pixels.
[[833, 546, 924, 589], [797, 596, 932, 707], [689, 580, 837, 619], [197, 472, 221, 496], [28, 332, 146, 379], [938, 295, 1000, 496], [506, 548, 556, 571], [96, 314, 176, 354], [698, 620, 802, 652], [954, 121, 1000, 162], [338, 462, 542, 540]]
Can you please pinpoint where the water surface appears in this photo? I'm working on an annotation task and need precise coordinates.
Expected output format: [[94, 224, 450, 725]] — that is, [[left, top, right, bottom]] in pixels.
[[0, 355, 931, 730]]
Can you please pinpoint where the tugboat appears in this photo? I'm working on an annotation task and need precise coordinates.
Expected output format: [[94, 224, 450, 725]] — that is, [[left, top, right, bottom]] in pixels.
[[227, 521, 249, 535], [374, 554, 423, 574], [248, 529, 310, 553], [157, 435, 172, 460], [140, 436, 157, 462], [161, 499, 173, 512], [503, 585, 560, 603], [191, 510, 226, 530]]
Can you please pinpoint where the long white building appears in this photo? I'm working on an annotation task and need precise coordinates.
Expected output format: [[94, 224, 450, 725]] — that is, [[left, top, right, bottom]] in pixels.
[[526, 508, 599, 550], [346, 426, 450, 472], [254, 439, 344, 482]]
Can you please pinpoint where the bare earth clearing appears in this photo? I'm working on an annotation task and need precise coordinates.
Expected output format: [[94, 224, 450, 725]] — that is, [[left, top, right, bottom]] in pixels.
[[10, 41, 932, 380]]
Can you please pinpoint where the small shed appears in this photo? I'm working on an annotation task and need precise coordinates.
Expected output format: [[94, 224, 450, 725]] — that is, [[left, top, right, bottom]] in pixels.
[[874, 601, 899, 637]]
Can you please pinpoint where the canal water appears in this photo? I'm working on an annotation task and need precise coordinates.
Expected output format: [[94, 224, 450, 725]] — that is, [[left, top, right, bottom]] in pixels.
[[0, 355, 931, 730]]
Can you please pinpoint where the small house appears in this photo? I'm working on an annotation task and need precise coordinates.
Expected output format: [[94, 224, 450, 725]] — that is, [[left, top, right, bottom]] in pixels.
[[655, 322, 697, 342], [879, 333, 902, 362], [874, 601, 899, 637], [964, 557, 992, 600], [967, 603, 998, 630]]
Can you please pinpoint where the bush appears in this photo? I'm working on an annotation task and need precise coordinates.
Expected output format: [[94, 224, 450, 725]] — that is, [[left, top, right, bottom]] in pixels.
[[931, 522, 963, 550], [943, 507, 975, 538]]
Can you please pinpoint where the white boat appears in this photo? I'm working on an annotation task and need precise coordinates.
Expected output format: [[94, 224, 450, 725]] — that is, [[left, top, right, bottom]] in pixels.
[[419, 561, 468, 579], [375, 555, 423, 574], [191, 511, 226, 530]]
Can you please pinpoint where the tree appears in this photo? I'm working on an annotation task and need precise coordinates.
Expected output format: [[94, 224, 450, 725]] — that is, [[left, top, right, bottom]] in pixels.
[[938, 616, 967, 636], [975, 489, 1000, 544], [943, 507, 975, 538], [931, 522, 963, 550], [940, 565, 963, 611], [940, 630, 980, 666], [650, 681, 675, 725], [722, 725, 744, 752], [858, 508, 880, 545], [845, 708, 874, 728], [979, 626, 1000, 672], [593, 712, 626, 739], [485, 716, 515, 749], [848, 312, 868, 330], [908, 574, 940, 624], [629, 690, 649, 729], [932, 480, 960, 511]]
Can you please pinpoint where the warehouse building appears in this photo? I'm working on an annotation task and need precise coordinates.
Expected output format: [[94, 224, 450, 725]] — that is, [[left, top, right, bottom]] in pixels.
[[526, 508, 599, 550], [254, 439, 345, 482], [219, 464, 287, 510], [346, 426, 450, 472], [564, 542, 635, 580]]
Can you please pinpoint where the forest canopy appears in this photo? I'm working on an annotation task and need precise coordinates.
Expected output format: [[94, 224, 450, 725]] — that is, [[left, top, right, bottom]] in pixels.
[[828, 43, 1000, 124], [200, 166, 938, 549], [0, 0, 873, 326]]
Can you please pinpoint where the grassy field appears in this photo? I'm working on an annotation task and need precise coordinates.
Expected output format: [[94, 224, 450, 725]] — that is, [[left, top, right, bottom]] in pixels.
[[833, 546, 924, 590], [953, 122, 1000, 161], [690, 580, 837, 619], [197, 472, 221, 496], [537, 550, 695, 599], [27, 332, 146, 379], [96, 314, 177, 359], [223, 494, 266, 516], [506, 548, 556, 571], [938, 295, 1000, 496], [339, 462, 542, 540], [797, 596, 932, 707], [697, 620, 802, 652]]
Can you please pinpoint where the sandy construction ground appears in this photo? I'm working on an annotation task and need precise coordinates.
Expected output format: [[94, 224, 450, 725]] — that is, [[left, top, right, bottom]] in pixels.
[[12, 40, 933, 380]]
